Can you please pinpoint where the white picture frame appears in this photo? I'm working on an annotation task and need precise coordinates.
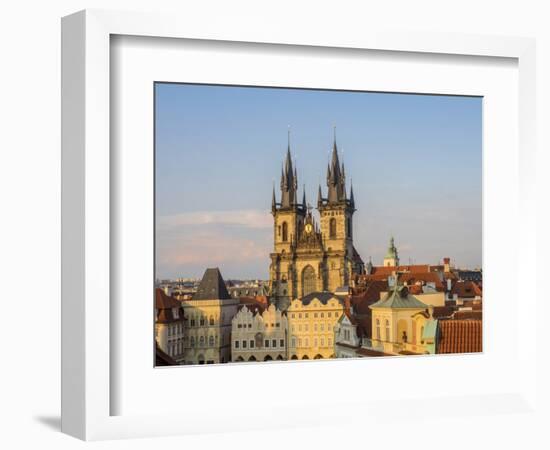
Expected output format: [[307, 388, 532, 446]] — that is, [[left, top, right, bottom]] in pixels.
[[61, 9, 537, 441]]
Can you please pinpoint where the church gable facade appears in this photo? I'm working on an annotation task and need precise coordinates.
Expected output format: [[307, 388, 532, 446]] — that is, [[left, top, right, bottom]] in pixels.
[[269, 135, 364, 310]]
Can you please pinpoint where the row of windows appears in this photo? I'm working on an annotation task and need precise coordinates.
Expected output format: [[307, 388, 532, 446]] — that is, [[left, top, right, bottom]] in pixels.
[[166, 341, 183, 357], [290, 312, 339, 319], [189, 316, 216, 327], [291, 323, 334, 332], [231, 290, 260, 297], [189, 335, 217, 347], [290, 337, 333, 348], [234, 339, 285, 350], [236, 322, 280, 329], [167, 323, 184, 336]]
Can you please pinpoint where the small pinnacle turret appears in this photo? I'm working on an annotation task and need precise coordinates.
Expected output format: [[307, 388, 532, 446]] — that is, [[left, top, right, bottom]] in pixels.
[[271, 184, 277, 214], [317, 184, 323, 208]]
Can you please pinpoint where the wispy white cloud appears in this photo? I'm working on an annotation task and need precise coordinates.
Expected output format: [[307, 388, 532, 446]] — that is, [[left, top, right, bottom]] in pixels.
[[157, 209, 272, 229], [156, 210, 273, 278]]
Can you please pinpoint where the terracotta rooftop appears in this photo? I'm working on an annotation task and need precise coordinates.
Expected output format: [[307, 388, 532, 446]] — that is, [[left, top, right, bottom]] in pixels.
[[350, 280, 388, 314], [369, 264, 431, 276], [452, 310, 483, 320], [437, 319, 482, 354], [155, 289, 185, 324], [432, 306, 456, 319], [155, 288, 180, 309], [238, 296, 268, 314], [356, 347, 394, 357], [450, 281, 482, 298], [399, 272, 446, 291]]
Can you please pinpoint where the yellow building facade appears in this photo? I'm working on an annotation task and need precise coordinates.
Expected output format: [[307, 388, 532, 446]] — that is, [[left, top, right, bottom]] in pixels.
[[287, 292, 344, 360], [368, 285, 433, 355]]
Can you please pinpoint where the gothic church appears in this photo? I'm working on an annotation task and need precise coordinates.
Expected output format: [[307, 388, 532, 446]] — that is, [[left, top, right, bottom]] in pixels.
[[269, 135, 364, 310]]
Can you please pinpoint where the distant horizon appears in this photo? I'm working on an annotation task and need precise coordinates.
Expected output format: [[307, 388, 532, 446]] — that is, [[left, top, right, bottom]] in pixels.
[[156, 83, 482, 280]]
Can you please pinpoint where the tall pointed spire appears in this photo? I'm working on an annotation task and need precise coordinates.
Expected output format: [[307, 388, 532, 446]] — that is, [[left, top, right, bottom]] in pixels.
[[317, 184, 323, 208], [302, 184, 307, 209], [280, 129, 298, 209], [350, 179, 355, 209], [326, 127, 345, 203]]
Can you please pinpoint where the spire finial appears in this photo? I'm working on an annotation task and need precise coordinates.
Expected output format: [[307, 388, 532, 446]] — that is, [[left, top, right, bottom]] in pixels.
[[287, 125, 291, 151], [333, 125, 337, 147]]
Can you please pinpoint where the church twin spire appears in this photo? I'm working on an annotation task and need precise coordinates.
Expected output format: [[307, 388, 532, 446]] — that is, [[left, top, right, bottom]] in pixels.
[[273, 129, 355, 214]]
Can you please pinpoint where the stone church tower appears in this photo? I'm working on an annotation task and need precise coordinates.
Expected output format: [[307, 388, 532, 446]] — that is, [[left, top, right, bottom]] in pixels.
[[269, 134, 364, 310]]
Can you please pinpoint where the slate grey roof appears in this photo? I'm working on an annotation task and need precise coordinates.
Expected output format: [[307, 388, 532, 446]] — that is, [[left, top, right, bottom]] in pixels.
[[193, 268, 232, 300], [369, 285, 428, 309], [301, 291, 340, 306]]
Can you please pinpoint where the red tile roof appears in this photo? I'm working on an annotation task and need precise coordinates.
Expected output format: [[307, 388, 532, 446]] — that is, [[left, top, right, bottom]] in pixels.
[[238, 296, 268, 314], [155, 289, 185, 324], [351, 280, 388, 312], [432, 306, 456, 319], [356, 347, 394, 357], [452, 310, 483, 320], [450, 281, 482, 298], [369, 264, 431, 276], [155, 288, 181, 309], [437, 319, 482, 354], [399, 272, 446, 291]]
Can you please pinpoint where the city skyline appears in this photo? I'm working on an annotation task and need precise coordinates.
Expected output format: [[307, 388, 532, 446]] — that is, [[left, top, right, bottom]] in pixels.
[[155, 83, 482, 280]]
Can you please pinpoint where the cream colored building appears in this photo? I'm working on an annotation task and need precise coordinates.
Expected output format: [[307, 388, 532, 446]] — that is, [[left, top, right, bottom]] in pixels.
[[231, 304, 288, 362], [287, 292, 344, 360], [367, 285, 433, 355], [181, 268, 239, 364], [155, 288, 186, 364]]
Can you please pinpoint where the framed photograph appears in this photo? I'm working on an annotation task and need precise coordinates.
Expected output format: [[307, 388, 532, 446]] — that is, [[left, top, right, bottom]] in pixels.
[[62, 9, 537, 441]]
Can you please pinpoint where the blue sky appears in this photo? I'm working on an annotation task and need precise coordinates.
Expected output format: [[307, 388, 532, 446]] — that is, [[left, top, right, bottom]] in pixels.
[[155, 83, 482, 280]]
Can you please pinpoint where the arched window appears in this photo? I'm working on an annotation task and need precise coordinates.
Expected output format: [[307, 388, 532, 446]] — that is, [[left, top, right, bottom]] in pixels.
[[209, 335, 214, 347], [209, 316, 214, 326], [385, 320, 391, 341], [329, 218, 337, 238], [302, 265, 316, 297], [190, 336, 195, 347], [199, 316, 205, 326], [199, 335, 205, 347], [376, 319, 381, 340], [282, 222, 288, 242]]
